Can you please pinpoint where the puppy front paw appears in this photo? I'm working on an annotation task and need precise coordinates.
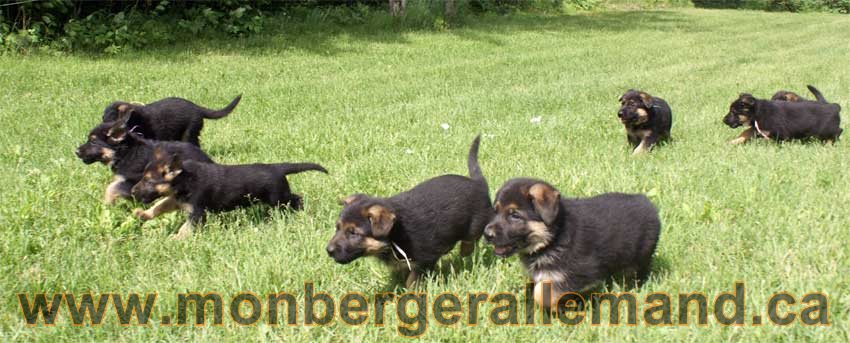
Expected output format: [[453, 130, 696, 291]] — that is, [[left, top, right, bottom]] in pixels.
[[133, 208, 151, 221], [728, 137, 746, 145]]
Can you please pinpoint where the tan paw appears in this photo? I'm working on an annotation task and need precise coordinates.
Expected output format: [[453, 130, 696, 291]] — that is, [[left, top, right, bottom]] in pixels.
[[133, 208, 151, 221]]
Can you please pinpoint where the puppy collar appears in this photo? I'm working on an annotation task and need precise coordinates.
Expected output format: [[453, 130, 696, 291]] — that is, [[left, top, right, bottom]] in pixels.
[[391, 242, 413, 271], [754, 120, 769, 138], [129, 125, 144, 138]]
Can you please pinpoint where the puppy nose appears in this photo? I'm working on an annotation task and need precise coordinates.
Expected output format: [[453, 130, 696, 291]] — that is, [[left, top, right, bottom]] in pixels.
[[326, 244, 336, 256], [75, 148, 81, 157]]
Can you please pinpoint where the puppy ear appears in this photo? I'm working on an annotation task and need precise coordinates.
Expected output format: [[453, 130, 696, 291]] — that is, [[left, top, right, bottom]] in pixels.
[[639, 92, 653, 108], [339, 194, 364, 207], [164, 154, 183, 180], [107, 119, 128, 142], [528, 183, 560, 225], [739, 93, 756, 106], [366, 204, 395, 237]]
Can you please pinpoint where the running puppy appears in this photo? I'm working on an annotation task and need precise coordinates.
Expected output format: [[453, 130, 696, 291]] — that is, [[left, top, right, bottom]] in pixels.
[[771, 85, 827, 103], [101, 95, 241, 146], [483, 178, 661, 309], [617, 90, 672, 154], [723, 89, 842, 144], [130, 149, 327, 240], [325, 136, 492, 288], [75, 110, 213, 204]]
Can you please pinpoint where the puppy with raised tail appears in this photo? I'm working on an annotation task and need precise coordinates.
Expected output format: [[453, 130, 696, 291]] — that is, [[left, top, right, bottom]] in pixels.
[[325, 136, 492, 288], [130, 148, 327, 239], [483, 178, 661, 309], [101, 95, 241, 146]]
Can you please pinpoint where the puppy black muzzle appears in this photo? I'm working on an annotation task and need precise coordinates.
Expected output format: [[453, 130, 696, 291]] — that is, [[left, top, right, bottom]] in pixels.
[[76, 142, 105, 164], [326, 243, 358, 264], [723, 112, 740, 128], [130, 183, 160, 204], [483, 222, 523, 257]]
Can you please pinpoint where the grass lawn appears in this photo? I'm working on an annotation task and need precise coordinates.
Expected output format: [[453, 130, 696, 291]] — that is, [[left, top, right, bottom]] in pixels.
[[1, 7, 849, 342]]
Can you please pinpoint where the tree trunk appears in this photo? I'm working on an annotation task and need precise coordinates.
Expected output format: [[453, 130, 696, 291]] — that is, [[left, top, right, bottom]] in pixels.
[[389, 0, 406, 17]]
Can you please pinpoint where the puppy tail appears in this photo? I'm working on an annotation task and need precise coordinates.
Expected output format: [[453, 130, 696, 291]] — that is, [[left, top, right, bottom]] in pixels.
[[203, 94, 242, 119], [467, 135, 487, 186], [278, 163, 328, 176], [806, 85, 827, 103]]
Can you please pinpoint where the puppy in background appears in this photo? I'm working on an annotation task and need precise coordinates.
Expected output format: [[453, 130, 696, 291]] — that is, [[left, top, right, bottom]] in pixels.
[[130, 148, 327, 239], [771, 85, 827, 103], [617, 89, 672, 154], [75, 109, 212, 204], [724, 89, 841, 144], [101, 95, 241, 146], [325, 136, 492, 288], [484, 178, 660, 309]]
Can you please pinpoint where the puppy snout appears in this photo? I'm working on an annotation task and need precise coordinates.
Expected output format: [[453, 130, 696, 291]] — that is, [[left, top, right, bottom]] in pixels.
[[617, 110, 626, 118], [326, 243, 336, 256]]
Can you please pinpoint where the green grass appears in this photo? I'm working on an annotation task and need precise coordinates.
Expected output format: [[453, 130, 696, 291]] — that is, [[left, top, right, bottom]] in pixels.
[[2, 8, 849, 342]]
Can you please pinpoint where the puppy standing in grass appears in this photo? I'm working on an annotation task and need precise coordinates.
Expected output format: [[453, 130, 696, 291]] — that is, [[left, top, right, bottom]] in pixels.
[[75, 109, 213, 204], [724, 87, 842, 144], [101, 95, 241, 146], [617, 89, 672, 154], [326, 136, 492, 288], [130, 148, 327, 240], [483, 178, 660, 309]]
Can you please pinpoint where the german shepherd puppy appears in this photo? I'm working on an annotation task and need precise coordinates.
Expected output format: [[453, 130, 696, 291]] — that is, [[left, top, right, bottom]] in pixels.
[[723, 89, 842, 144], [101, 95, 241, 146], [130, 148, 327, 239], [483, 178, 660, 309], [771, 85, 827, 103], [617, 90, 672, 154], [75, 110, 212, 204], [325, 136, 492, 288]]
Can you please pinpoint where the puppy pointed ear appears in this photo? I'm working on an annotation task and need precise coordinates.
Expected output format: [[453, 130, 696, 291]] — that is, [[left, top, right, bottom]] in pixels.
[[339, 194, 364, 207], [366, 204, 395, 237], [107, 118, 128, 142], [164, 154, 183, 180], [528, 183, 560, 225], [639, 92, 653, 108], [739, 93, 756, 106]]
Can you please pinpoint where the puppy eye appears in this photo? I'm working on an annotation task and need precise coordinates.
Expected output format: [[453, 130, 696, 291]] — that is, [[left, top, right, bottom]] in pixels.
[[508, 210, 522, 220], [346, 230, 358, 237]]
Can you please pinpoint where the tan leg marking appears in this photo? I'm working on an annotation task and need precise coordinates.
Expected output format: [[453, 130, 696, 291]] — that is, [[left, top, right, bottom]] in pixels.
[[405, 269, 421, 289], [104, 176, 127, 204], [170, 220, 195, 240], [729, 127, 754, 145], [632, 139, 650, 155], [133, 196, 178, 221]]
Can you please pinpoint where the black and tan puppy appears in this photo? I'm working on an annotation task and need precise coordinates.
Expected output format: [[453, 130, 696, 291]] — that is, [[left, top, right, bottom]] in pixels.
[[75, 110, 213, 204], [617, 89, 672, 154], [101, 95, 241, 146], [130, 148, 327, 239], [723, 90, 842, 144], [325, 136, 492, 288], [771, 85, 827, 103], [483, 178, 660, 309]]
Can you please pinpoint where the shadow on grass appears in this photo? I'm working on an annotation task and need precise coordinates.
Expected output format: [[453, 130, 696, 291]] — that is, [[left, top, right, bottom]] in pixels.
[[102, 10, 691, 61]]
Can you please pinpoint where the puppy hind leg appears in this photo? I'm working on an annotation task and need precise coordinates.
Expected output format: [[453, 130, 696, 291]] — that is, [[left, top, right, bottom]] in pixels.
[[104, 177, 131, 204]]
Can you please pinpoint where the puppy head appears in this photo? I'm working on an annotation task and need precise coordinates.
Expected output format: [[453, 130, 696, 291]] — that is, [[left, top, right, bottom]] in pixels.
[[617, 89, 653, 126], [771, 91, 801, 102], [483, 178, 560, 257], [102, 102, 138, 122], [724, 93, 756, 128], [325, 194, 395, 264], [75, 111, 134, 165], [130, 146, 182, 204]]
